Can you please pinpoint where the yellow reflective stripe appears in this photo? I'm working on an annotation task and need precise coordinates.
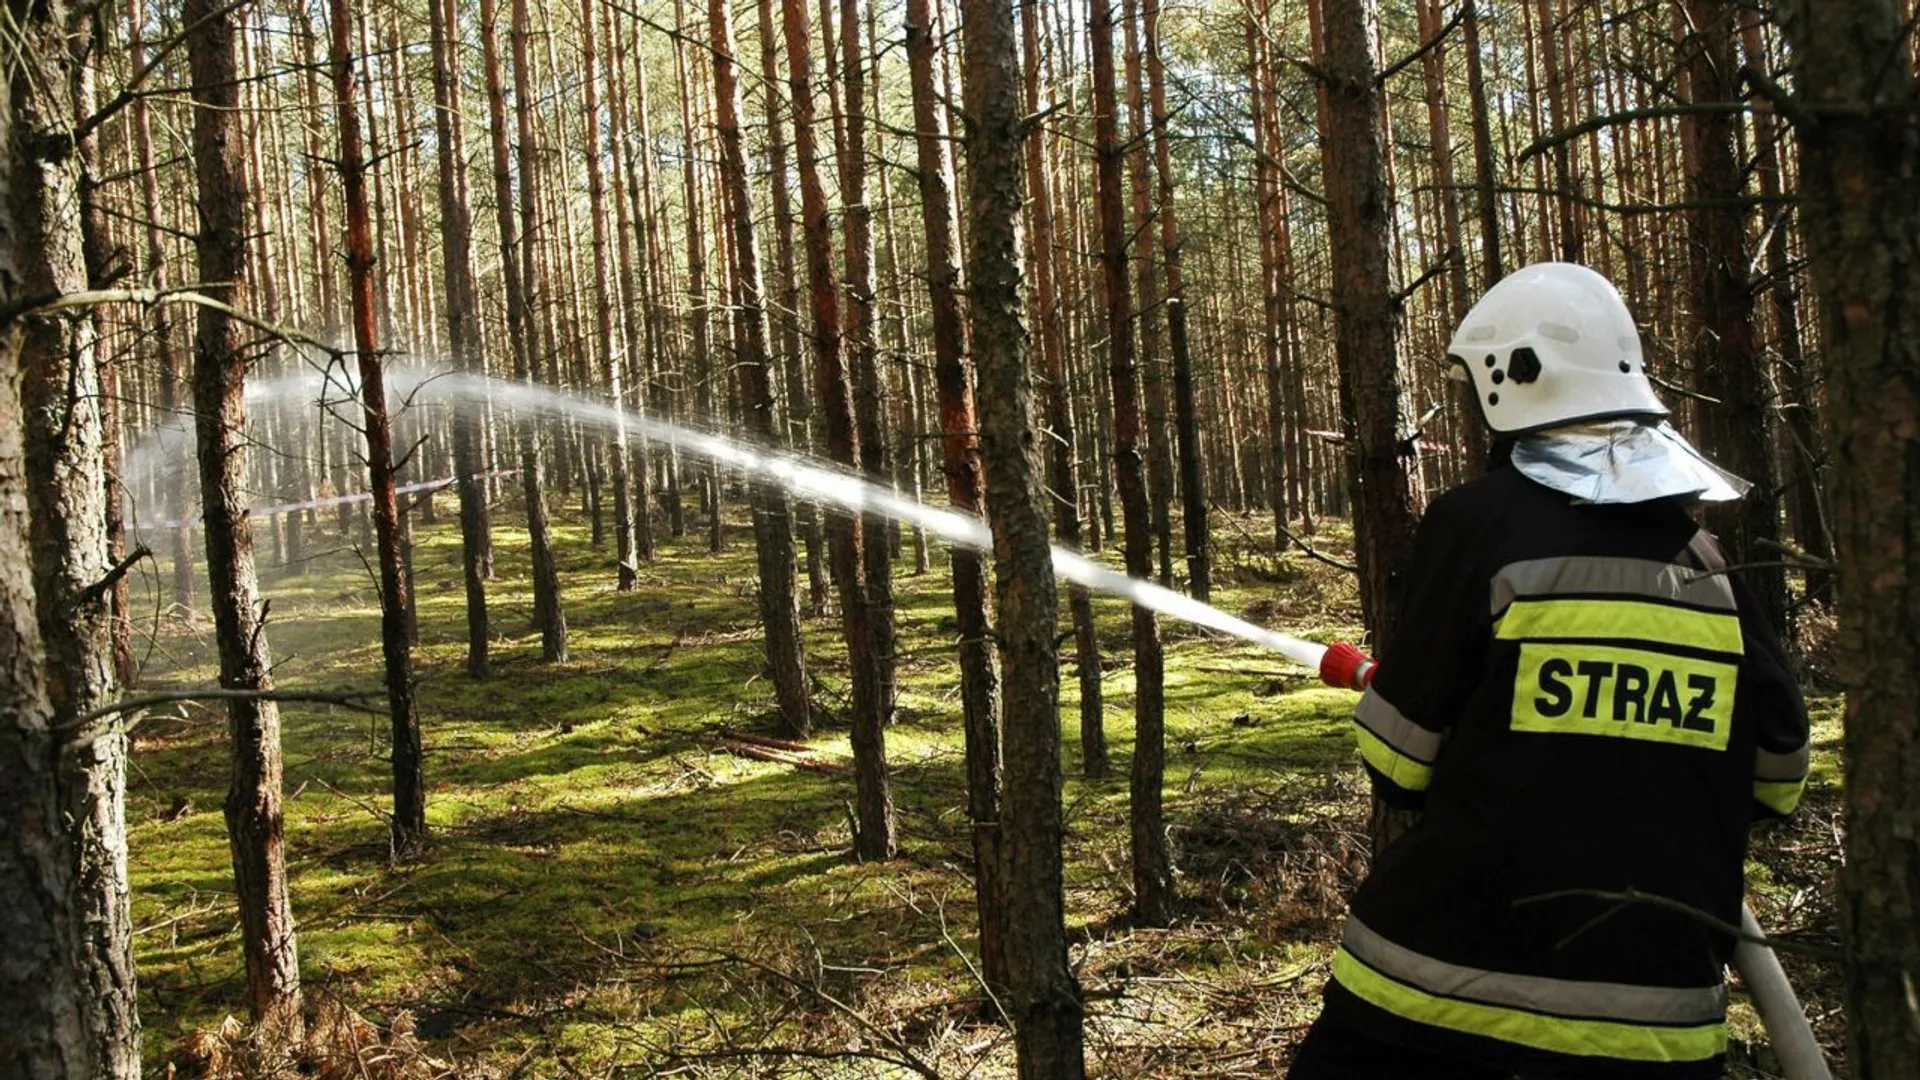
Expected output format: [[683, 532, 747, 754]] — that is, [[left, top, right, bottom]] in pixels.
[[1512, 643, 1736, 751], [1354, 724, 1433, 791], [1495, 597, 1743, 655], [1355, 688, 1444, 761], [1333, 949, 1728, 1063], [1755, 778, 1806, 815]]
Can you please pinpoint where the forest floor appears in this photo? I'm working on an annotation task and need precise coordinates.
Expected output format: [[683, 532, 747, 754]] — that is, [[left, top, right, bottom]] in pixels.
[[125, 493, 1848, 1079]]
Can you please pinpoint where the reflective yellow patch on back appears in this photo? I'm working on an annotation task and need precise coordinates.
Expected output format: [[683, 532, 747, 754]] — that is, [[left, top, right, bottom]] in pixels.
[[1512, 643, 1736, 751], [1495, 598, 1743, 655]]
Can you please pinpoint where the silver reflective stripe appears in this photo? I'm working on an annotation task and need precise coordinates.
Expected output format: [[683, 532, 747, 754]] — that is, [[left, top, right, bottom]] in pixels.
[[1490, 554, 1737, 616], [1342, 916, 1728, 1024], [1355, 688, 1445, 764], [1756, 743, 1810, 781]]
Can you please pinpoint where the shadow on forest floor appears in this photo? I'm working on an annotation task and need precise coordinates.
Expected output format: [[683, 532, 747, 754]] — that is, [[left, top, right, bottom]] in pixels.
[[125, 498, 1847, 1078]]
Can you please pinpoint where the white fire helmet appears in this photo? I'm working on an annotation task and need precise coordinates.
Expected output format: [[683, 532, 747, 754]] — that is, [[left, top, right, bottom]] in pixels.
[[1446, 262, 1668, 435]]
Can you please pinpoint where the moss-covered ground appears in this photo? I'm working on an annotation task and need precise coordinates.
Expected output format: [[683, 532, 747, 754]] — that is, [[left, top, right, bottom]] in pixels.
[[125, 494, 1846, 1078]]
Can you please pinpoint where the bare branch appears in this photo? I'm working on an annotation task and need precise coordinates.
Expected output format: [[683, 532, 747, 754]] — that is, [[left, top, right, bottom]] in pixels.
[[60, 688, 384, 741], [1376, 1, 1468, 85], [75, 545, 153, 610]]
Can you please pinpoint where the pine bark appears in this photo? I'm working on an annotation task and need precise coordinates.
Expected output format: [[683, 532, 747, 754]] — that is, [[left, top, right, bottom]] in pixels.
[[13, 0, 140, 1069], [1122, 0, 1176, 590], [1680, 0, 1786, 634], [1, 16, 94, 1069], [675, 0, 722, 551], [1142, 0, 1209, 601], [710, 0, 814, 741], [427, 0, 492, 679], [329, 0, 428, 861], [839, 0, 899, 722], [1774, 4, 1920, 1075], [1315, 0, 1422, 852], [962, 0, 1088, 1069], [1092, 0, 1174, 926], [579, 0, 638, 591], [604, 3, 655, 567], [187, 0, 304, 1031], [69, 27, 132, 691], [1023, 0, 1105, 779], [626, 11, 678, 548], [1462, 1, 1503, 289], [757, 0, 829, 616], [781, 0, 895, 861], [905, 0, 1007, 990], [1249, 11, 1291, 549], [129, 0, 196, 610], [1417, 0, 1487, 472], [492, 0, 567, 661], [1739, 18, 1832, 602]]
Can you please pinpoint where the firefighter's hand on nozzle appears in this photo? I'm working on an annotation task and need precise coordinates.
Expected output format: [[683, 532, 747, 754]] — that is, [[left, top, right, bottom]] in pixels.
[[1320, 641, 1377, 692]]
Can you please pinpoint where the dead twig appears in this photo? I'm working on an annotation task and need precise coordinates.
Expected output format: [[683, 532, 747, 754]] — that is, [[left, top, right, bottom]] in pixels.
[[75, 545, 152, 609], [62, 687, 382, 734], [1276, 522, 1359, 574]]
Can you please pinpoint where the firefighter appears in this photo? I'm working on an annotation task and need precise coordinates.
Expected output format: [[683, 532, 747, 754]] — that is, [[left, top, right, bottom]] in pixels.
[[1288, 262, 1811, 1080]]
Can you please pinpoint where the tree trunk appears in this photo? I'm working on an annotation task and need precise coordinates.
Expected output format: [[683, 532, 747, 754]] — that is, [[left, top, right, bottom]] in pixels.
[[604, 2, 656, 568], [1462, 2, 1503, 291], [1774, 5, 1920, 1075], [1092, 0, 1174, 927], [1023, 0, 1105, 779], [839, 0, 898, 724], [187, 0, 304, 1032], [1680, 0, 1787, 634], [496, 0, 567, 661], [1739, 17, 1833, 604], [624, 15, 680, 547], [1142, 0, 1210, 602], [1249, 10, 1292, 549], [905, 0, 1007, 992], [1122, 0, 1177, 590], [14, 1, 140, 1070], [674, 0, 722, 552], [427, 0, 492, 679], [329, 0, 428, 861], [579, 0, 638, 592], [756, 0, 829, 616], [130, 0, 197, 611], [710, 0, 814, 741], [69, 32, 132, 691], [962, 0, 1088, 1070], [781, 0, 895, 861], [1, 17, 97, 1070], [1418, 0, 1487, 473], [1314, 0, 1422, 853]]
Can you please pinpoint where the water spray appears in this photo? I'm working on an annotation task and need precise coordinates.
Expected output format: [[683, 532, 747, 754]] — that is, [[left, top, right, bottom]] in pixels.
[[418, 372, 1336, 672]]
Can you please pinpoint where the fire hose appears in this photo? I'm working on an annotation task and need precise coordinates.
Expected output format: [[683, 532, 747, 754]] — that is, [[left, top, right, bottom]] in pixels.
[[1318, 643, 1834, 1080]]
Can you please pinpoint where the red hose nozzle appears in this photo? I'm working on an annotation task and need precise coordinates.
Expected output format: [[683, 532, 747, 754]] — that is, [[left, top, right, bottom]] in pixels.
[[1320, 642, 1377, 691]]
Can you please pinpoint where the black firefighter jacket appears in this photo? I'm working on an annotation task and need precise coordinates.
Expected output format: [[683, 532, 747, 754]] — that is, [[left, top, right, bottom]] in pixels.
[[1322, 464, 1811, 1077]]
